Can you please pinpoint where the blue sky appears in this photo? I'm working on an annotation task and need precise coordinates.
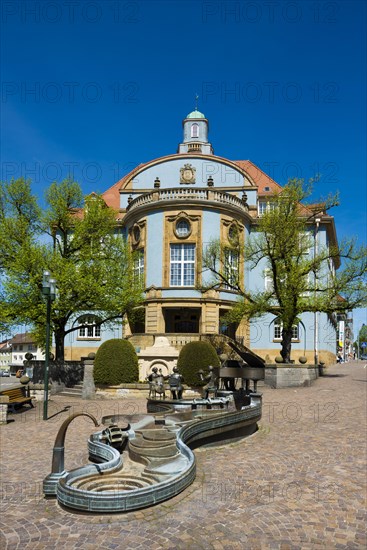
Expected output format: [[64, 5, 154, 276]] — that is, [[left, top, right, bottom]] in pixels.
[[1, 0, 366, 330]]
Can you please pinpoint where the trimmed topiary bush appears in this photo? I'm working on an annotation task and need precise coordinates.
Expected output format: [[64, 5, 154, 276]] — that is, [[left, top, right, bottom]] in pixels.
[[177, 341, 220, 387], [94, 339, 139, 385]]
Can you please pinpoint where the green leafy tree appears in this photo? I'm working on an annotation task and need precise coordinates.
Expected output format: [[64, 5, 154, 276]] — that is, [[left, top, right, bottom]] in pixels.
[[0, 178, 143, 360], [201, 179, 367, 363], [177, 341, 220, 386], [354, 323, 367, 357], [94, 339, 139, 385]]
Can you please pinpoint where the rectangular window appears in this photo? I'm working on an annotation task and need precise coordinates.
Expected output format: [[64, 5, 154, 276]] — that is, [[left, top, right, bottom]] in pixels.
[[258, 201, 276, 216], [170, 244, 195, 286], [299, 233, 310, 255], [223, 249, 239, 289], [78, 317, 101, 339], [265, 269, 289, 294], [274, 320, 299, 341], [134, 250, 144, 283], [301, 273, 311, 297], [264, 269, 274, 292], [274, 323, 282, 340]]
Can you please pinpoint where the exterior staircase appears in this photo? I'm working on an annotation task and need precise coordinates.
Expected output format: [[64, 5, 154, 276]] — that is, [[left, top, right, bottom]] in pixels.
[[128, 332, 265, 363], [56, 384, 83, 397]]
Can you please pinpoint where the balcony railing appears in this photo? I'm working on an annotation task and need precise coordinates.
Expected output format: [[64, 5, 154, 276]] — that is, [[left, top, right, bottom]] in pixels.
[[126, 188, 248, 213]]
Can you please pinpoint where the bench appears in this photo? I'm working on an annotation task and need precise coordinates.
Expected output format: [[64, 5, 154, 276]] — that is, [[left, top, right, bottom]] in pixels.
[[0, 387, 35, 413]]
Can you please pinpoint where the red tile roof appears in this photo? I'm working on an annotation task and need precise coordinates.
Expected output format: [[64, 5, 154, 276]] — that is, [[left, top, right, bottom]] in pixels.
[[10, 333, 36, 345], [102, 163, 146, 210], [233, 160, 283, 194]]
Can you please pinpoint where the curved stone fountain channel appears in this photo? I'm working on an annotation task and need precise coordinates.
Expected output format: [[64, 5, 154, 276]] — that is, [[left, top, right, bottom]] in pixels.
[[44, 394, 262, 513]]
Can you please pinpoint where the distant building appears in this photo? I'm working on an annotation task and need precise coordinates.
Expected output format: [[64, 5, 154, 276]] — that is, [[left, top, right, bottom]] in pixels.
[[0, 340, 12, 371], [9, 333, 45, 373]]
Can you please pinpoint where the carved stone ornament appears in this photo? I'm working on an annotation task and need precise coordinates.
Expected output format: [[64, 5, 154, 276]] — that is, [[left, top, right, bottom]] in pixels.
[[132, 225, 141, 244], [130, 221, 145, 248], [180, 163, 196, 184], [146, 285, 162, 299], [228, 223, 239, 244]]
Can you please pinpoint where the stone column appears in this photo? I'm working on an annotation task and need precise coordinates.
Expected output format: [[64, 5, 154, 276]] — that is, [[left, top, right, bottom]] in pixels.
[[82, 353, 96, 400], [202, 302, 219, 333]]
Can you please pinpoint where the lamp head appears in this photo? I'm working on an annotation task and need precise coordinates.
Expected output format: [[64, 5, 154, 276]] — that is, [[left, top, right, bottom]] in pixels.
[[42, 270, 51, 289]]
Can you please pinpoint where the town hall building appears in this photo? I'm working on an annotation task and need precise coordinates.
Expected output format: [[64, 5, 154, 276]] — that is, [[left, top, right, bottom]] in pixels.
[[64, 108, 338, 367]]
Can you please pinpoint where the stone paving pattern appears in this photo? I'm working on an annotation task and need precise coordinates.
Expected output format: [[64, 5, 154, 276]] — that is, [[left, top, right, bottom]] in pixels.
[[0, 361, 366, 549]]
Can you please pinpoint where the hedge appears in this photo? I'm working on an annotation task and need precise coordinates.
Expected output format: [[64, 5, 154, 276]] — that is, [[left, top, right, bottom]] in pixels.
[[93, 339, 139, 385], [177, 341, 220, 387]]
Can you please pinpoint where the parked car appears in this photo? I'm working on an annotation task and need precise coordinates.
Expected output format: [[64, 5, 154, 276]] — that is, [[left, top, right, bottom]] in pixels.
[[360, 354, 367, 360], [0, 370, 10, 377]]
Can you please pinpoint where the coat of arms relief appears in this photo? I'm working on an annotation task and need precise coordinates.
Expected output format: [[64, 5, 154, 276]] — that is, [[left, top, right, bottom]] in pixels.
[[180, 164, 196, 184]]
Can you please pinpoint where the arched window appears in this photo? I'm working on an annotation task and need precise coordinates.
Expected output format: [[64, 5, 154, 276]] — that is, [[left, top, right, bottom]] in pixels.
[[191, 123, 199, 138], [77, 315, 101, 339]]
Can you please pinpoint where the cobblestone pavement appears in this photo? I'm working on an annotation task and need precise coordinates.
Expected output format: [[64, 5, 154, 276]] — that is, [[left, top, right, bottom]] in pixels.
[[0, 361, 366, 550]]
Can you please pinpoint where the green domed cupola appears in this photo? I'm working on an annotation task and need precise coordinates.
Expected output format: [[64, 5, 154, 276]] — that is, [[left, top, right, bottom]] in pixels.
[[178, 100, 213, 155], [186, 109, 206, 119]]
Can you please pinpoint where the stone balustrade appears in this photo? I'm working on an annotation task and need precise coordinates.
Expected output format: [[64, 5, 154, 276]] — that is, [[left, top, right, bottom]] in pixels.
[[126, 188, 248, 213]]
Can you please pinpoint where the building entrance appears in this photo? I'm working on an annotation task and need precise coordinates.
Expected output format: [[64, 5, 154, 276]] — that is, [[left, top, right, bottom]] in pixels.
[[164, 308, 201, 333]]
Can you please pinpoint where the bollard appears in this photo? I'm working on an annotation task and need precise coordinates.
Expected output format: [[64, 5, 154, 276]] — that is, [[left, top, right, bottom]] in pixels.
[[82, 353, 96, 400], [0, 395, 9, 424]]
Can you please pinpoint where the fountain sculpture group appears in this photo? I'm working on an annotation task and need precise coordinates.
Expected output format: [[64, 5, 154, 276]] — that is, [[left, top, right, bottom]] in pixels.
[[44, 357, 264, 513]]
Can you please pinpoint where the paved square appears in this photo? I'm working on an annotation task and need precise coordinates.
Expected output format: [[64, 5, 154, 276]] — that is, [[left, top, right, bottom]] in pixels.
[[1, 361, 366, 549]]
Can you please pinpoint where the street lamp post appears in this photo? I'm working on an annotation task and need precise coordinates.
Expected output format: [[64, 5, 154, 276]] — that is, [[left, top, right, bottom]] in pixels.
[[42, 271, 57, 421], [314, 218, 321, 366]]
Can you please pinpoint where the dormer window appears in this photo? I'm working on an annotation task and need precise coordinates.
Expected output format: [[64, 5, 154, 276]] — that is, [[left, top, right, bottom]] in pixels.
[[191, 123, 199, 138]]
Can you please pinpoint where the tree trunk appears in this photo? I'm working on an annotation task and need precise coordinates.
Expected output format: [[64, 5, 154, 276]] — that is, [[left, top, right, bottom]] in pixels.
[[280, 328, 293, 363], [54, 329, 65, 362]]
